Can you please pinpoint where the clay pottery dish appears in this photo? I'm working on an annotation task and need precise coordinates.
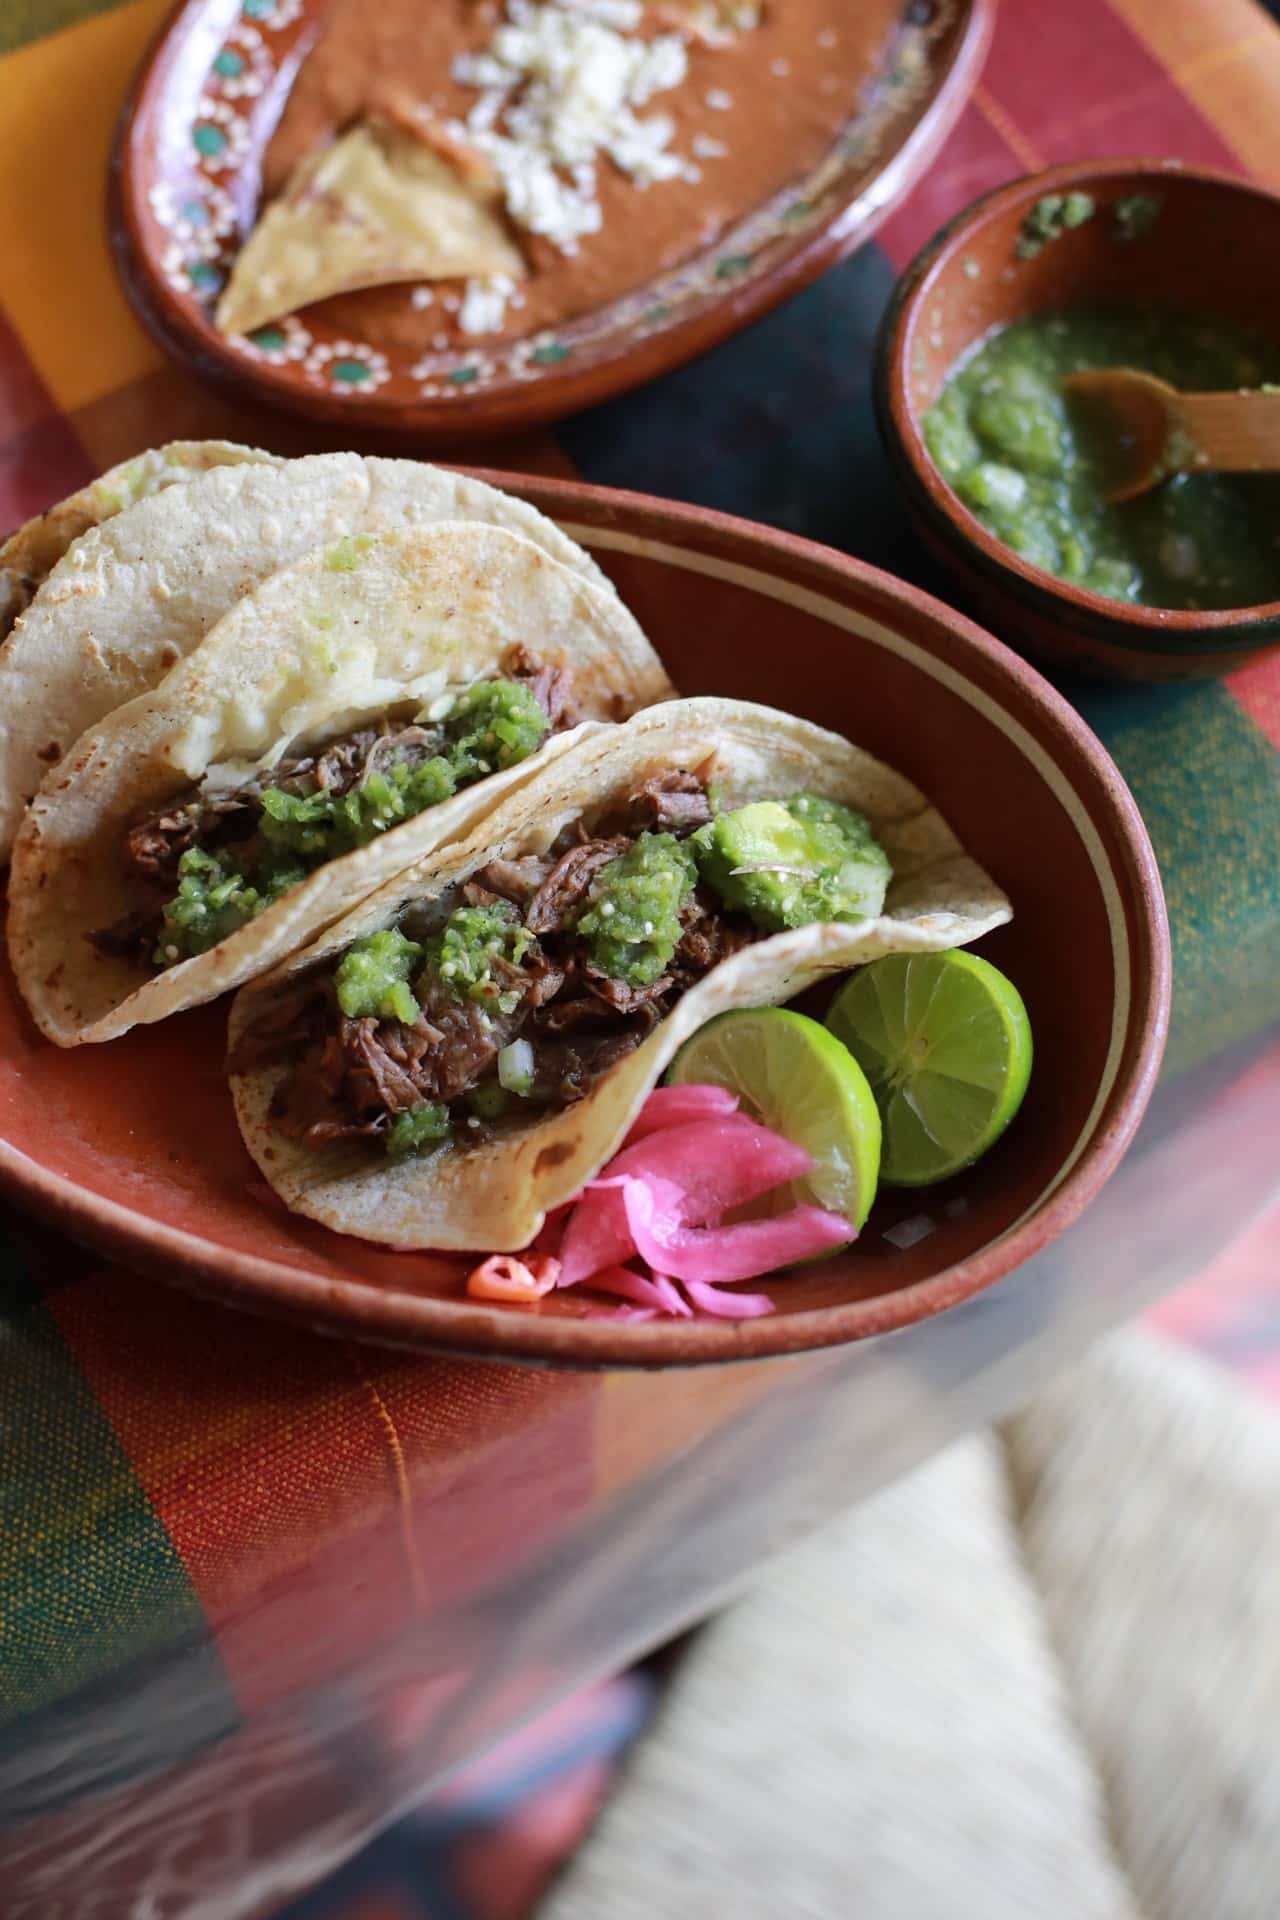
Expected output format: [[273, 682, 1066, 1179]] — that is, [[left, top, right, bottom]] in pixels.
[[876, 160, 1280, 681], [0, 475, 1170, 1366], [108, 0, 993, 437]]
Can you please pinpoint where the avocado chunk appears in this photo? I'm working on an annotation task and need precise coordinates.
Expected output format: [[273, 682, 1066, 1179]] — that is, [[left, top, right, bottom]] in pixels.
[[694, 794, 891, 932]]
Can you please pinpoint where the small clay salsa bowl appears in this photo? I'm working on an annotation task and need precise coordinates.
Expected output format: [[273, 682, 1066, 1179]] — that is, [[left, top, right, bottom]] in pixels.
[[0, 478, 1170, 1366], [877, 161, 1280, 680], [108, 0, 992, 437]]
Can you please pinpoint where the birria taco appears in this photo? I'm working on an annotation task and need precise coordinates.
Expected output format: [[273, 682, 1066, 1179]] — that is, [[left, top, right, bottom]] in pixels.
[[226, 698, 1012, 1251], [9, 522, 670, 1046], [0, 448, 614, 860]]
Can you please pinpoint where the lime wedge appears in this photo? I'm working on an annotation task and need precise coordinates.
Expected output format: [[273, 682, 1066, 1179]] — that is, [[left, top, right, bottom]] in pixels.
[[666, 1007, 881, 1232], [825, 950, 1032, 1187]]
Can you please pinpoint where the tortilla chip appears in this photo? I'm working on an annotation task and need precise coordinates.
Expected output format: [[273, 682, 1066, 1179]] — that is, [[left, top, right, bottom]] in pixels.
[[215, 118, 526, 337]]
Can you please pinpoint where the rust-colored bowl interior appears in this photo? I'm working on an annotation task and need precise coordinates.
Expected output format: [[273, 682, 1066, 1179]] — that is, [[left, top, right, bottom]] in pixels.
[[882, 160, 1280, 653], [0, 479, 1170, 1365]]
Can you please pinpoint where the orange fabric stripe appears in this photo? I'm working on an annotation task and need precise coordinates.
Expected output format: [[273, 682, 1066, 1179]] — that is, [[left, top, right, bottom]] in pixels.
[[0, 0, 168, 414], [971, 84, 1045, 175], [1105, 0, 1280, 183], [51, 1274, 598, 1713]]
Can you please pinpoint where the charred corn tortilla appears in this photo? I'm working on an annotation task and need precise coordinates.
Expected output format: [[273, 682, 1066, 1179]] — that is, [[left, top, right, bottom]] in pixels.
[[0, 449, 616, 861], [9, 522, 671, 1047], [228, 697, 1012, 1252]]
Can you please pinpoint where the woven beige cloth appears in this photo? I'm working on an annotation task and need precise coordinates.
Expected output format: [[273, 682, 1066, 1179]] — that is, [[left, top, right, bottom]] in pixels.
[[540, 1331, 1280, 1920]]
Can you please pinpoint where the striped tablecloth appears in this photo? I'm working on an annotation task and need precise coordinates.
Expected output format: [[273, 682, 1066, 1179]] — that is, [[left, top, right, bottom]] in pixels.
[[2, 2, 1279, 1916]]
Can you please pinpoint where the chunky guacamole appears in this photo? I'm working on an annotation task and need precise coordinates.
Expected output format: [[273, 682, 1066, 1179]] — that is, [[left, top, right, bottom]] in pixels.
[[693, 794, 891, 932], [925, 305, 1280, 610]]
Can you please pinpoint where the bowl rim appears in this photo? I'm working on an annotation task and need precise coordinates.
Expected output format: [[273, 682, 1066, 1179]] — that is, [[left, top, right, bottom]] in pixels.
[[106, 0, 996, 437], [879, 156, 1280, 635], [0, 473, 1173, 1366]]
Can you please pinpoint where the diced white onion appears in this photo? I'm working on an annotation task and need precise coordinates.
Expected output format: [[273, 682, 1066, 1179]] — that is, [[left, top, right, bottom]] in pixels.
[[883, 1214, 936, 1250], [498, 1038, 535, 1094]]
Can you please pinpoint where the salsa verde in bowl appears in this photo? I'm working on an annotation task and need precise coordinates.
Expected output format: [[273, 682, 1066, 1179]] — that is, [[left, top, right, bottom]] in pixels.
[[876, 160, 1280, 680]]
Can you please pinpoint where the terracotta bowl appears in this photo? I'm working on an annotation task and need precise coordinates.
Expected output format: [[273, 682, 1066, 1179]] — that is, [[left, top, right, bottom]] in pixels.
[[876, 160, 1280, 681], [0, 477, 1170, 1365], [0, 478, 1174, 1367], [107, 0, 992, 437]]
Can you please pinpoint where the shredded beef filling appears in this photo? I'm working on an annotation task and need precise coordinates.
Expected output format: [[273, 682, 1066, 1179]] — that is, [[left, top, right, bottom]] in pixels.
[[91, 648, 579, 964], [622, 767, 713, 836], [503, 642, 580, 734], [238, 763, 754, 1151]]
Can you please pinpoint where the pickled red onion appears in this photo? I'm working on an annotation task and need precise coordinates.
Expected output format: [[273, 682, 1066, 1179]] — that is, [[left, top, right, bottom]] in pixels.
[[558, 1115, 813, 1289], [543, 1087, 854, 1320], [620, 1175, 851, 1284], [580, 1265, 693, 1317], [622, 1083, 738, 1145]]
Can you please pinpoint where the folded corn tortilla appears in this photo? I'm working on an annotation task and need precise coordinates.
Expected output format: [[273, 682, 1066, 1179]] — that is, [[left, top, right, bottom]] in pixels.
[[9, 522, 671, 1046], [0, 439, 276, 640], [0, 449, 615, 861], [228, 697, 1012, 1252]]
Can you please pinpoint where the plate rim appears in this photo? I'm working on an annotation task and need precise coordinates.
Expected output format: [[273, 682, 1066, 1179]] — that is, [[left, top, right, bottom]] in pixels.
[[0, 473, 1172, 1368]]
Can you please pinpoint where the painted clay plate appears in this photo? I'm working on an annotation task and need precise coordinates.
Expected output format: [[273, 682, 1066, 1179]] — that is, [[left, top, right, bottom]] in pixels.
[[0, 476, 1170, 1366], [108, 0, 992, 434]]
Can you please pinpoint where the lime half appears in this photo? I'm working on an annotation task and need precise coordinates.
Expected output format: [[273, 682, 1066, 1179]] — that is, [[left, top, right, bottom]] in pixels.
[[666, 1007, 881, 1232], [826, 950, 1032, 1188]]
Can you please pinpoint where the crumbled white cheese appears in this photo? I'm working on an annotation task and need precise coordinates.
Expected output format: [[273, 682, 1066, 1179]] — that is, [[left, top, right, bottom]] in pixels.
[[692, 133, 728, 158], [410, 286, 435, 310], [452, 0, 696, 255], [704, 87, 733, 110], [770, 57, 790, 77], [459, 273, 518, 335], [817, 27, 838, 49], [561, 0, 643, 25]]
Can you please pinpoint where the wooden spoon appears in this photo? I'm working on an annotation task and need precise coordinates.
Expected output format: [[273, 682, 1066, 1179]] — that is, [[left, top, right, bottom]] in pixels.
[[1061, 369, 1280, 502]]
